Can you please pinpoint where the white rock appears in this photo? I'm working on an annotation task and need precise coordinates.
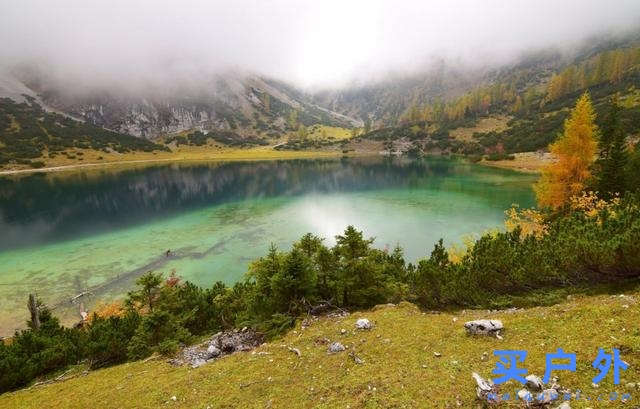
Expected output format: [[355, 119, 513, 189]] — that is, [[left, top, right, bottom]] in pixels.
[[471, 372, 496, 401], [206, 345, 221, 358], [464, 319, 503, 336], [525, 374, 544, 391], [190, 358, 207, 368], [537, 389, 559, 405], [554, 402, 571, 409], [171, 396, 177, 401], [517, 389, 532, 402], [328, 342, 346, 353], [355, 318, 372, 330]]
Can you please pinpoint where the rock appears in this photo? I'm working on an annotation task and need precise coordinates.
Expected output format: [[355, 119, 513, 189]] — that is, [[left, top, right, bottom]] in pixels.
[[554, 402, 571, 409], [434, 352, 442, 357], [626, 382, 636, 389], [340, 328, 347, 335], [288, 347, 301, 357], [206, 345, 221, 359], [349, 351, 364, 364], [525, 374, 544, 391], [355, 318, 372, 330], [537, 389, 559, 405], [169, 328, 263, 367], [170, 396, 177, 402], [471, 372, 500, 403], [517, 389, 532, 402], [191, 358, 207, 368], [464, 319, 503, 336], [328, 342, 346, 353]]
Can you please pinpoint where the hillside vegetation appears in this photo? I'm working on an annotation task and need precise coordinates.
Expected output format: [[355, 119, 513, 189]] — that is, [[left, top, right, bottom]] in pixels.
[[1, 291, 639, 408], [344, 43, 640, 159], [0, 97, 168, 168]]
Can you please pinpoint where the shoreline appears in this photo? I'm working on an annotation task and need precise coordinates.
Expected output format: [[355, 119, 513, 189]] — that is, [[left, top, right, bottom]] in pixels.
[[0, 149, 345, 176], [477, 151, 552, 174], [0, 149, 547, 176]]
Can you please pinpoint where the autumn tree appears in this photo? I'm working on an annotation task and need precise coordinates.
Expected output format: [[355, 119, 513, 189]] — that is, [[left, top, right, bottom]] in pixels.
[[534, 92, 598, 209]]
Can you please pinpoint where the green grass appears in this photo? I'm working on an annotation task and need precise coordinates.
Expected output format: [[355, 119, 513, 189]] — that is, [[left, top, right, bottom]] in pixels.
[[2, 291, 640, 408]]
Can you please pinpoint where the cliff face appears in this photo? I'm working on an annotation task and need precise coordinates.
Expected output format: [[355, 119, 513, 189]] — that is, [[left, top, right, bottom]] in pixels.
[[4, 71, 359, 139]]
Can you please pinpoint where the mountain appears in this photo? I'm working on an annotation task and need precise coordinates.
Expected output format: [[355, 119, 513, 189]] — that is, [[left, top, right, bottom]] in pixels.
[[5, 69, 360, 140]]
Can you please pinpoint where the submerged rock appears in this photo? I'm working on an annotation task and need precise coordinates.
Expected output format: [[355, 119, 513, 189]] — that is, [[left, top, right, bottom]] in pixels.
[[464, 319, 503, 336]]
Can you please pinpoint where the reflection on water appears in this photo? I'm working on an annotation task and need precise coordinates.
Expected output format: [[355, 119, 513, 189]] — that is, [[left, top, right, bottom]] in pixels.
[[0, 156, 536, 335]]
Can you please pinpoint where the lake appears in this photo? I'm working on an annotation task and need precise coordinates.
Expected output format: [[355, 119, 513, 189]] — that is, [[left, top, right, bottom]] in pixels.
[[0, 156, 537, 335]]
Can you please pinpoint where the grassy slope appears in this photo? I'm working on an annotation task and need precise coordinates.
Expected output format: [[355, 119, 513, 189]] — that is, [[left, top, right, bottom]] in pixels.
[[2, 291, 640, 408], [0, 145, 347, 174]]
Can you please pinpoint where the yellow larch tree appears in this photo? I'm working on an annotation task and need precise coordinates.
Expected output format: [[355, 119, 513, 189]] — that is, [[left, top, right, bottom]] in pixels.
[[534, 92, 598, 209]]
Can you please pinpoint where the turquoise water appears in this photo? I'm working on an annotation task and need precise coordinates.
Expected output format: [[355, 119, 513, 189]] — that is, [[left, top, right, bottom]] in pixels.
[[0, 157, 536, 335]]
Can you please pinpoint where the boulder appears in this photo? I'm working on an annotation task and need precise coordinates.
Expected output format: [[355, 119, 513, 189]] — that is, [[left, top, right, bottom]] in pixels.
[[525, 374, 544, 391], [328, 342, 346, 353], [464, 319, 503, 336], [355, 318, 372, 330]]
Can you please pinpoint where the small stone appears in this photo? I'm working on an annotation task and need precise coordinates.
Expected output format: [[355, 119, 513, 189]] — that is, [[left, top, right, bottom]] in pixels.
[[355, 318, 372, 330], [537, 389, 559, 404], [433, 352, 442, 357], [171, 396, 177, 402], [554, 402, 571, 409], [626, 382, 636, 389], [190, 358, 207, 368], [517, 389, 532, 402], [206, 345, 221, 359], [591, 382, 599, 388], [525, 374, 544, 391], [340, 328, 347, 335], [328, 342, 346, 353], [349, 352, 364, 364]]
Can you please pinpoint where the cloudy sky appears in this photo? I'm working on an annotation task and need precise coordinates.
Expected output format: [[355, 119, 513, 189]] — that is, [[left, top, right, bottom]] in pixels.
[[2, 0, 640, 88]]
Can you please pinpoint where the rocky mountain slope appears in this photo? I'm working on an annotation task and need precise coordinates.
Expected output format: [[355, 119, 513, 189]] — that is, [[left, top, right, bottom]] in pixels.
[[2, 69, 359, 140]]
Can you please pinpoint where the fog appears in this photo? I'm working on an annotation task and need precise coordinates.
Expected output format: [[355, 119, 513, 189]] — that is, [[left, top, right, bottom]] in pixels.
[[1, 0, 640, 89]]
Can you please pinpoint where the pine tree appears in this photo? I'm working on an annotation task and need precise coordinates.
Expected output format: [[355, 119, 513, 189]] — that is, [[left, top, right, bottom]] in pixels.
[[534, 93, 598, 209], [595, 97, 629, 199]]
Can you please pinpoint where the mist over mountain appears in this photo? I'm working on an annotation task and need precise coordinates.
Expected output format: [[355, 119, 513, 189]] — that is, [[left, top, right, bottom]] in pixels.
[[1, 1, 640, 143]]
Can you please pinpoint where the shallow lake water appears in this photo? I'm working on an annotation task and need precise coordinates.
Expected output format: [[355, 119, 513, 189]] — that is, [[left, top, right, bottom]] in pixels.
[[0, 156, 537, 335]]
